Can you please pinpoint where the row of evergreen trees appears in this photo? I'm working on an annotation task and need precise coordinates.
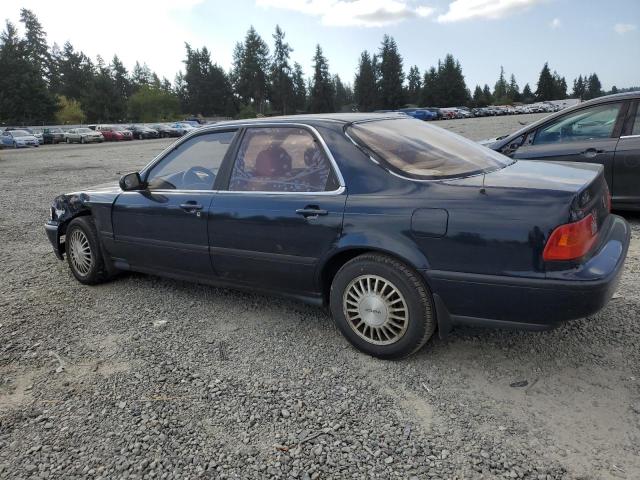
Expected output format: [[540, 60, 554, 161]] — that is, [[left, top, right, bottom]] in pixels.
[[0, 9, 627, 125]]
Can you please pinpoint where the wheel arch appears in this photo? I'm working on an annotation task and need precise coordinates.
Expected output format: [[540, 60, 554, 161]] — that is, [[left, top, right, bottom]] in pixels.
[[318, 244, 430, 306]]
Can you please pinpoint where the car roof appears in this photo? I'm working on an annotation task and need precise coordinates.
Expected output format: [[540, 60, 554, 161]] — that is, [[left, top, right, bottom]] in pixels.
[[210, 112, 406, 129], [492, 90, 640, 149]]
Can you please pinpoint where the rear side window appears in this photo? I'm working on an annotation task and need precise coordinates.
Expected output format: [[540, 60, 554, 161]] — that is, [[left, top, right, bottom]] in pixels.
[[228, 127, 336, 192], [534, 103, 622, 145], [632, 104, 640, 135], [347, 118, 510, 179], [146, 131, 237, 190]]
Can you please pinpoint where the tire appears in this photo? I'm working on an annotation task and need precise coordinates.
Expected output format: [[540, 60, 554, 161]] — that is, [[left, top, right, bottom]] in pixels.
[[81, 136, 85, 144], [329, 253, 436, 359], [65, 216, 109, 285], [13, 142, 17, 149], [66, 137, 70, 144]]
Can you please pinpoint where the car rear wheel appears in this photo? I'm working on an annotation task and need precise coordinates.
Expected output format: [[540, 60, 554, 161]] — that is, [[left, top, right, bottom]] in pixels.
[[65, 217, 109, 285], [66, 138, 70, 144], [330, 253, 436, 359], [81, 137, 85, 144]]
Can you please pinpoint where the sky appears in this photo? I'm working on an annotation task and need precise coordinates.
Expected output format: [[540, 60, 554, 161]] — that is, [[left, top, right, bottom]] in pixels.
[[3, 0, 639, 92]]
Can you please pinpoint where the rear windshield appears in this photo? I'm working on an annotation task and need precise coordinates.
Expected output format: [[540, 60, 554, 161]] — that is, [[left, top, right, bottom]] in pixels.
[[347, 118, 512, 179]]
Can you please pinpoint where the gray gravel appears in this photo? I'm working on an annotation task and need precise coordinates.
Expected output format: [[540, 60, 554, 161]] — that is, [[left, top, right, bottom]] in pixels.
[[1, 114, 639, 479]]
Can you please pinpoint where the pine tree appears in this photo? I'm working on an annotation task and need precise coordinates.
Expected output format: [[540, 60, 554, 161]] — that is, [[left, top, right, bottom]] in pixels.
[[377, 35, 404, 109], [610, 85, 618, 94], [309, 44, 334, 113], [572, 75, 585, 99], [436, 54, 469, 107], [0, 20, 57, 124], [19, 9, 51, 82], [521, 83, 533, 103], [354, 51, 377, 111], [232, 26, 270, 113], [291, 62, 307, 112], [131, 61, 153, 91], [507, 74, 520, 102], [493, 66, 508, 103], [472, 85, 485, 107], [420, 67, 438, 106], [482, 84, 494, 106], [585, 73, 603, 100], [334, 75, 349, 112], [269, 25, 295, 115], [406, 65, 421, 105], [535, 62, 555, 101]]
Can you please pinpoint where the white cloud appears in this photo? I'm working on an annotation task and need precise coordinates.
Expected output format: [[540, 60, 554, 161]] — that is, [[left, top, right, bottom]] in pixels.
[[549, 17, 561, 29], [3, 0, 206, 81], [256, 0, 434, 27], [437, 0, 544, 23], [614, 23, 637, 35]]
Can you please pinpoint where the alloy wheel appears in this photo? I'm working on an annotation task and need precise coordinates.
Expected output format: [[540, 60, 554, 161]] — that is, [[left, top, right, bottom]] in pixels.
[[343, 274, 409, 345], [69, 229, 92, 276]]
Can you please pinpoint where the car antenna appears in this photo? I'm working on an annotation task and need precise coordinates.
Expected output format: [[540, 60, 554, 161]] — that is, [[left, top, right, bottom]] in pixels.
[[480, 174, 487, 195]]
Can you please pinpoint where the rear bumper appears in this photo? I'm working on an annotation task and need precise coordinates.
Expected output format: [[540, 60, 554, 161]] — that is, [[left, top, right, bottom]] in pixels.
[[424, 215, 630, 334]]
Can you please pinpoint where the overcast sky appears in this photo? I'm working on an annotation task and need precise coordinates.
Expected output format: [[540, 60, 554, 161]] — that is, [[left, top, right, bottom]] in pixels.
[[3, 0, 639, 91]]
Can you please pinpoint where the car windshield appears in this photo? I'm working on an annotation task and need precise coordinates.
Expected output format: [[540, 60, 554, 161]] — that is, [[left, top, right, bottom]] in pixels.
[[11, 130, 30, 137], [112, 126, 126, 131], [347, 118, 512, 179], [77, 128, 92, 133]]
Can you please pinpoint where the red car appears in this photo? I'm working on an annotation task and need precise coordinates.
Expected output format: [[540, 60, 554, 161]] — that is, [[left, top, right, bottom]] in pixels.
[[95, 125, 133, 141]]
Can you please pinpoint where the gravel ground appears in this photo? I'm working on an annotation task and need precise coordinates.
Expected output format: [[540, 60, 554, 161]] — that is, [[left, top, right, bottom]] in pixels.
[[1, 114, 639, 480]]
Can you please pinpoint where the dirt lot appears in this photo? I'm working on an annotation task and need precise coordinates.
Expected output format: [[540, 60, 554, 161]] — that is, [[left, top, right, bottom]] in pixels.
[[1, 114, 639, 479]]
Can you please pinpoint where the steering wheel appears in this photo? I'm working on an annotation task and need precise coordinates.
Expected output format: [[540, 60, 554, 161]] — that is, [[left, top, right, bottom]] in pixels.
[[181, 166, 215, 189]]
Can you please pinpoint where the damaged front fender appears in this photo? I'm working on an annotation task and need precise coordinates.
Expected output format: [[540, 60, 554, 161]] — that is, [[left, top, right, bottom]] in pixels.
[[45, 192, 92, 260]]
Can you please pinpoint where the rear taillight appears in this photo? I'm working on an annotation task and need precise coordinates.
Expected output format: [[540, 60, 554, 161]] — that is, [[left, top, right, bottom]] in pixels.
[[543, 213, 598, 261]]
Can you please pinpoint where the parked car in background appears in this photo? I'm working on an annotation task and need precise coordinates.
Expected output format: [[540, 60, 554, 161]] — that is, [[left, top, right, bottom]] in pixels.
[[1, 129, 39, 148], [96, 125, 133, 141], [43, 127, 66, 144], [45, 113, 630, 359], [65, 127, 104, 144], [25, 128, 44, 144], [149, 124, 182, 138], [170, 122, 197, 136], [486, 91, 640, 210], [127, 125, 159, 140], [398, 108, 437, 121]]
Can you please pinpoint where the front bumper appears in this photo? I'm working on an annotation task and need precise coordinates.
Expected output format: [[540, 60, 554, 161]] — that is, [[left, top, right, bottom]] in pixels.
[[45, 221, 64, 260], [425, 215, 630, 334]]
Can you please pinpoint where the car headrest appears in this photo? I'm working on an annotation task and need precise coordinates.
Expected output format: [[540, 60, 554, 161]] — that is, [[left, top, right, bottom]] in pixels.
[[255, 147, 291, 177]]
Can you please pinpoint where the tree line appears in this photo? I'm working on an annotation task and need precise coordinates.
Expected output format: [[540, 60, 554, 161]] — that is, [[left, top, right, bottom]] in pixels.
[[0, 9, 632, 125]]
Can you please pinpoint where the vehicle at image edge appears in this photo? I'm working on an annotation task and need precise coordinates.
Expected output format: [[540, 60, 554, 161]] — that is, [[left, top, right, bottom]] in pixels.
[[1, 129, 39, 148], [45, 114, 630, 359], [65, 127, 104, 144], [149, 123, 183, 138], [126, 125, 159, 140], [43, 127, 66, 144], [485, 91, 640, 210], [95, 125, 133, 141]]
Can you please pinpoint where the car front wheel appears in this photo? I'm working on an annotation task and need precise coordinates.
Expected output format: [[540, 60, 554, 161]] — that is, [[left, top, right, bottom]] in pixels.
[[65, 217, 109, 285], [330, 253, 436, 359]]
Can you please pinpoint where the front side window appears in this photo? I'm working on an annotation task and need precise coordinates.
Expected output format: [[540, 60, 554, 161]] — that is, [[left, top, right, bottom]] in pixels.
[[228, 127, 336, 192], [347, 118, 511, 179], [631, 104, 640, 136], [146, 130, 237, 190], [534, 103, 622, 145]]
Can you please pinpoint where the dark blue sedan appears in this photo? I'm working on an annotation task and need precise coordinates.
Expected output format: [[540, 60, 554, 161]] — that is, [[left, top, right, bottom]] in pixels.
[[45, 114, 630, 359]]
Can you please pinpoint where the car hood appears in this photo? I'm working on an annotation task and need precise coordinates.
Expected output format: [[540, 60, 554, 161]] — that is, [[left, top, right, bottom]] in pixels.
[[14, 135, 38, 141]]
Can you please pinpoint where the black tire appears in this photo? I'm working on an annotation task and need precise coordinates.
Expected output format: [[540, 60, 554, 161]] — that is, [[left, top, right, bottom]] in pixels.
[[13, 142, 17, 149], [329, 253, 436, 359], [66, 137, 70, 144], [65, 216, 109, 285]]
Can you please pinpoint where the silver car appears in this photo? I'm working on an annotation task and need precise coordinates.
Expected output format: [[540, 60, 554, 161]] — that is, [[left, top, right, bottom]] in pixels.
[[65, 128, 104, 144]]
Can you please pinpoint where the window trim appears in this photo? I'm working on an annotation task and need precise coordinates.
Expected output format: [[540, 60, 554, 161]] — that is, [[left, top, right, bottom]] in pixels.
[[220, 124, 346, 196]]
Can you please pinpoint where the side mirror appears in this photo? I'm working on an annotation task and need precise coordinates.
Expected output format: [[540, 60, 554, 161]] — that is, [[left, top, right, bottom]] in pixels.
[[119, 172, 145, 191]]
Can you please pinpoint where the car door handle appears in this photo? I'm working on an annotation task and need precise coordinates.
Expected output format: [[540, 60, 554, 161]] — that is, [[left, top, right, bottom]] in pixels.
[[296, 207, 328, 217], [179, 202, 203, 212], [581, 148, 605, 158]]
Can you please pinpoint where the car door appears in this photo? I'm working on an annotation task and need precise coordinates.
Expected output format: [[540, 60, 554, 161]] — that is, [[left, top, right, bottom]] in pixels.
[[209, 125, 347, 296], [613, 100, 640, 207], [110, 129, 238, 278], [1, 131, 11, 146], [511, 101, 626, 190]]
